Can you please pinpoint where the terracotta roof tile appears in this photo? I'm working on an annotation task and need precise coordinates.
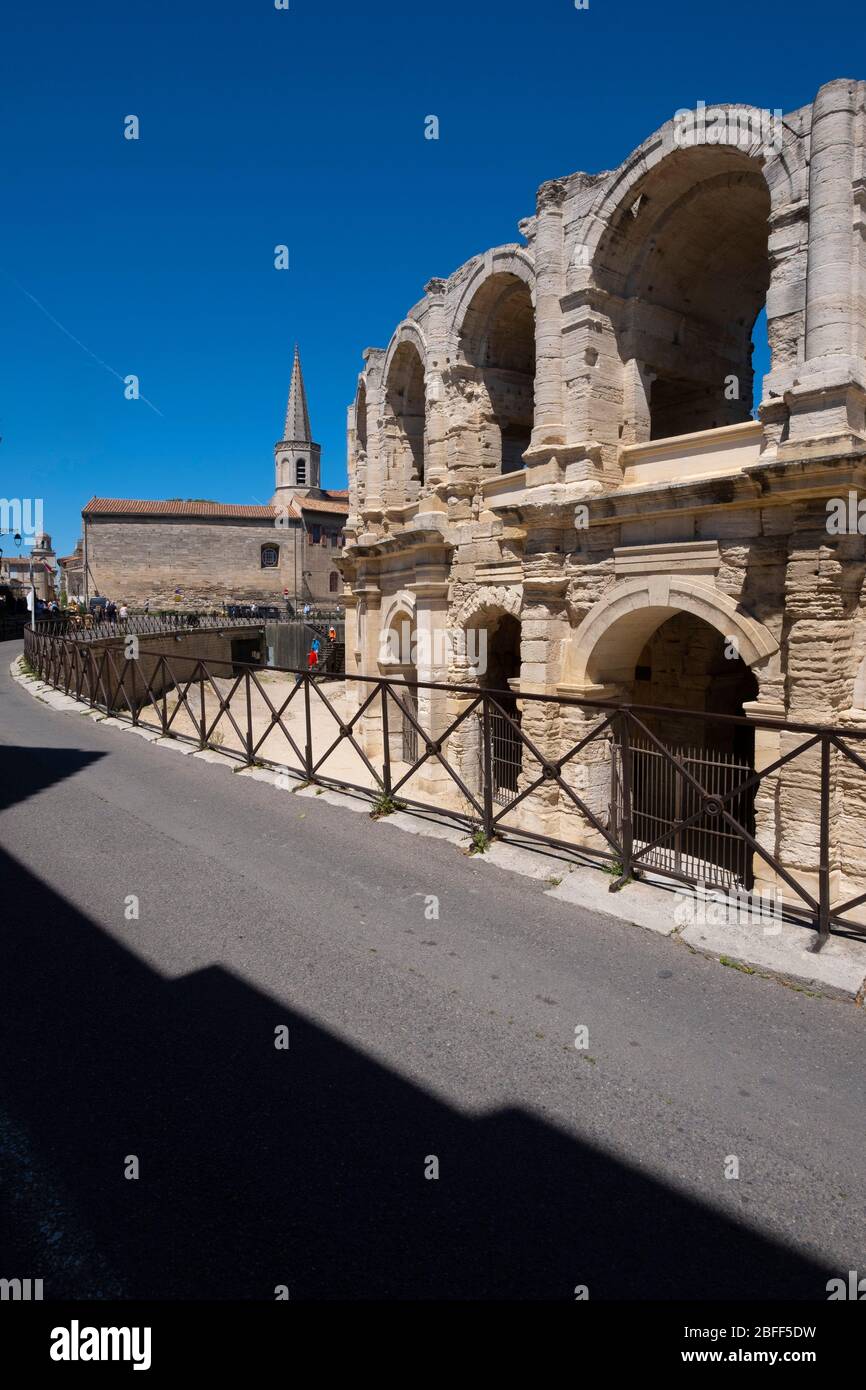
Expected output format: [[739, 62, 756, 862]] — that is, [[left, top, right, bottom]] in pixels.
[[82, 497, 276, 519], [82, 492, 349, 520], [296, 493, 349, 515]]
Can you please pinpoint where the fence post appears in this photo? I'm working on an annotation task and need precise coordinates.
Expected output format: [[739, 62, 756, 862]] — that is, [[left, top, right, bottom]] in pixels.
[[303, 673, 313, 780], [481, 693, 495, 841], [381, 682, 391, 798], [244, 668, 254, 765], [199, 665, 207, 748], [612, 709, 634, 890], [817, 732, 831, 949]]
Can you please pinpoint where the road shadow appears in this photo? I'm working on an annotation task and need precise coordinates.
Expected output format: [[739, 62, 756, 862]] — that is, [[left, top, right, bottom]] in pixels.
[[0, 743, 106, 814], [0, 839, 836, 1300]]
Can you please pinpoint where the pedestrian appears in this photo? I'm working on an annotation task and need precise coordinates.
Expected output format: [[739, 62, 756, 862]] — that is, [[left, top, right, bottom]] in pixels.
[[307, 645, 318, 672], [328, 624, 336, 643], [119, 603, 129, 621], [106, 598, 117, 621], [143, 598, 150, 615]]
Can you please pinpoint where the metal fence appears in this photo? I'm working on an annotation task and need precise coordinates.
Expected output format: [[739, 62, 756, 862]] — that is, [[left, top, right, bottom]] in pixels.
[[479, 703, 523, 807], [22, 623, 866, 948], [611, 738, 754, 892], [33, 613, 268, 641]]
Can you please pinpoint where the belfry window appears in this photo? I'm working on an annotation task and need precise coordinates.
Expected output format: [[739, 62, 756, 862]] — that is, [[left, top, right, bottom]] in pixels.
[[296, 458, 306, 485]]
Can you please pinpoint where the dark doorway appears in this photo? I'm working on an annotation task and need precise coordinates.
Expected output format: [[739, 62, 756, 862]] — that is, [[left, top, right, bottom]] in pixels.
[[479, 614, 522, 805], [612, 613, 759, 889]]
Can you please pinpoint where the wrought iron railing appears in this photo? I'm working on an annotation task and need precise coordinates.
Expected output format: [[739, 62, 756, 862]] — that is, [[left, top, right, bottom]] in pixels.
[[22, 623, 866, 949], [33, 612, 271, 641]]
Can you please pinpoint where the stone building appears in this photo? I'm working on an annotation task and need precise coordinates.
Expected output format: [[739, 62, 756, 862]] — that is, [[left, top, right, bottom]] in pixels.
[[81, 346, 347, 609], [2, 534, 57, 601], [341, 79, 866, 916], [57, 539, 84, 602]]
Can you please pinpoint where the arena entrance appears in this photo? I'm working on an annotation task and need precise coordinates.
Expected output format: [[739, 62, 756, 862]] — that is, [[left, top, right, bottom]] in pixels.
[[477, 614, 522, 806], [609, 612, 759, 889]]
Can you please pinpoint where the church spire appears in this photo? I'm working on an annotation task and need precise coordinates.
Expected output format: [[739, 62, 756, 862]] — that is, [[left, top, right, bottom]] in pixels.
[[273, 343, 321, 501], [284, 343, 312, 444]]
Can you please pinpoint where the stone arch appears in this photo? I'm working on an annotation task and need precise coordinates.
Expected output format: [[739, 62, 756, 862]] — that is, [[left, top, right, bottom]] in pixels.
[[572, 109, 809, 443], [382, 333, 426, 499], [565, 577, 778, 692], [448, 254, 537, 476], [381, 319, 429, 386], [380, 589, 417, 642], [447, 247, 536, 363], [452, 584, 523, 633], [579, 107, 805, 267]]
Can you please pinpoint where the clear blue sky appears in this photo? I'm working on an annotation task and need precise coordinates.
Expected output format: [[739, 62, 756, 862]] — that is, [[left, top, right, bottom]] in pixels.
[[1, 0, 859, 560]]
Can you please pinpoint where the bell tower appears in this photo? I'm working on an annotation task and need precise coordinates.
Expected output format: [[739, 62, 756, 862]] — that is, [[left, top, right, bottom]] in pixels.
[[273, 344, 321, 502]]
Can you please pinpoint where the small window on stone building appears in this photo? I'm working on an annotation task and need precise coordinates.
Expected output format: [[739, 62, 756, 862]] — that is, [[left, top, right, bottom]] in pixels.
[[296, 458, 306, 484], [309, 524, 321, 545], [329, 572, 339, 593], [261, 545, 279, 568]]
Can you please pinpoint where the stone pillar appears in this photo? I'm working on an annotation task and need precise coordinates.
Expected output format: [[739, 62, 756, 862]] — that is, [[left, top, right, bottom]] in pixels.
[[785, 80, 866, 446], [355, 580, 383, 758], [423, 280, 449, 491], [359, 350, 386, 538], [620, 359, 654, 446], [805, 80, 859, 363], [556, 682, 626, 855], [527, 180, 567, 459], [410, 575, 453, 801]]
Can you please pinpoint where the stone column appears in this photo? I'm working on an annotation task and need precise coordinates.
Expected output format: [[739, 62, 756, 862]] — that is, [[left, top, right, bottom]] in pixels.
[[527, 180, 567, 461], [423, 280, 449, 491], [355, 580, 383, 759], [786, 79, 866, 446], [805, 80, 859, 362], [359, 350, 386, 538], [409, 574, 453, 802]]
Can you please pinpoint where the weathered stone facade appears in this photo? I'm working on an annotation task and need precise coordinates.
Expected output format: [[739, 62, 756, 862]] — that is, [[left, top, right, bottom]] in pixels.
[[341, 80, 866, 917], [82, 501, 346, 609]]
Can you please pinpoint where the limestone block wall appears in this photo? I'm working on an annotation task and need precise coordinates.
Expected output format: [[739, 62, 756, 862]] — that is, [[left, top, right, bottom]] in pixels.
[[340, 78, 866, 919], [85, 517, 343, 608]]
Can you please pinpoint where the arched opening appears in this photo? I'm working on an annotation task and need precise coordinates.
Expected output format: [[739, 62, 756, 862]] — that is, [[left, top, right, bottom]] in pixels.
[[379, 608, 419, 764], [384, 342, 425, 495], [356, 381, 368, 455], [459, 273, 535, 474], [612, 611, 759, 888], [595, 147, 771, 441], [631, 612, 758, 757], [477, 612, 522, 804]]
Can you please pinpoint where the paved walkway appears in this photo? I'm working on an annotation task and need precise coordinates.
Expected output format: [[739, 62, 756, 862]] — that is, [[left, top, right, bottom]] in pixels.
[[2, 642, 866, 1299]]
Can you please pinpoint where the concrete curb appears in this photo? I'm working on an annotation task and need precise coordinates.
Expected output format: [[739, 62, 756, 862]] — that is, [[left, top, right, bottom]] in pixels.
[[10, 653, 866, 1000]]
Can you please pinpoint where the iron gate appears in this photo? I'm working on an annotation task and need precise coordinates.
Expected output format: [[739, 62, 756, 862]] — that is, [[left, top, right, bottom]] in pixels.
[[479, 702, 522, 807], [401, 688, 419, 764], [610, 735, 755, 890]]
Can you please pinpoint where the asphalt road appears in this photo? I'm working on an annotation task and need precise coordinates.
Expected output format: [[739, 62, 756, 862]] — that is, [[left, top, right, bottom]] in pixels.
[[2, 643, 866, 1301]]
